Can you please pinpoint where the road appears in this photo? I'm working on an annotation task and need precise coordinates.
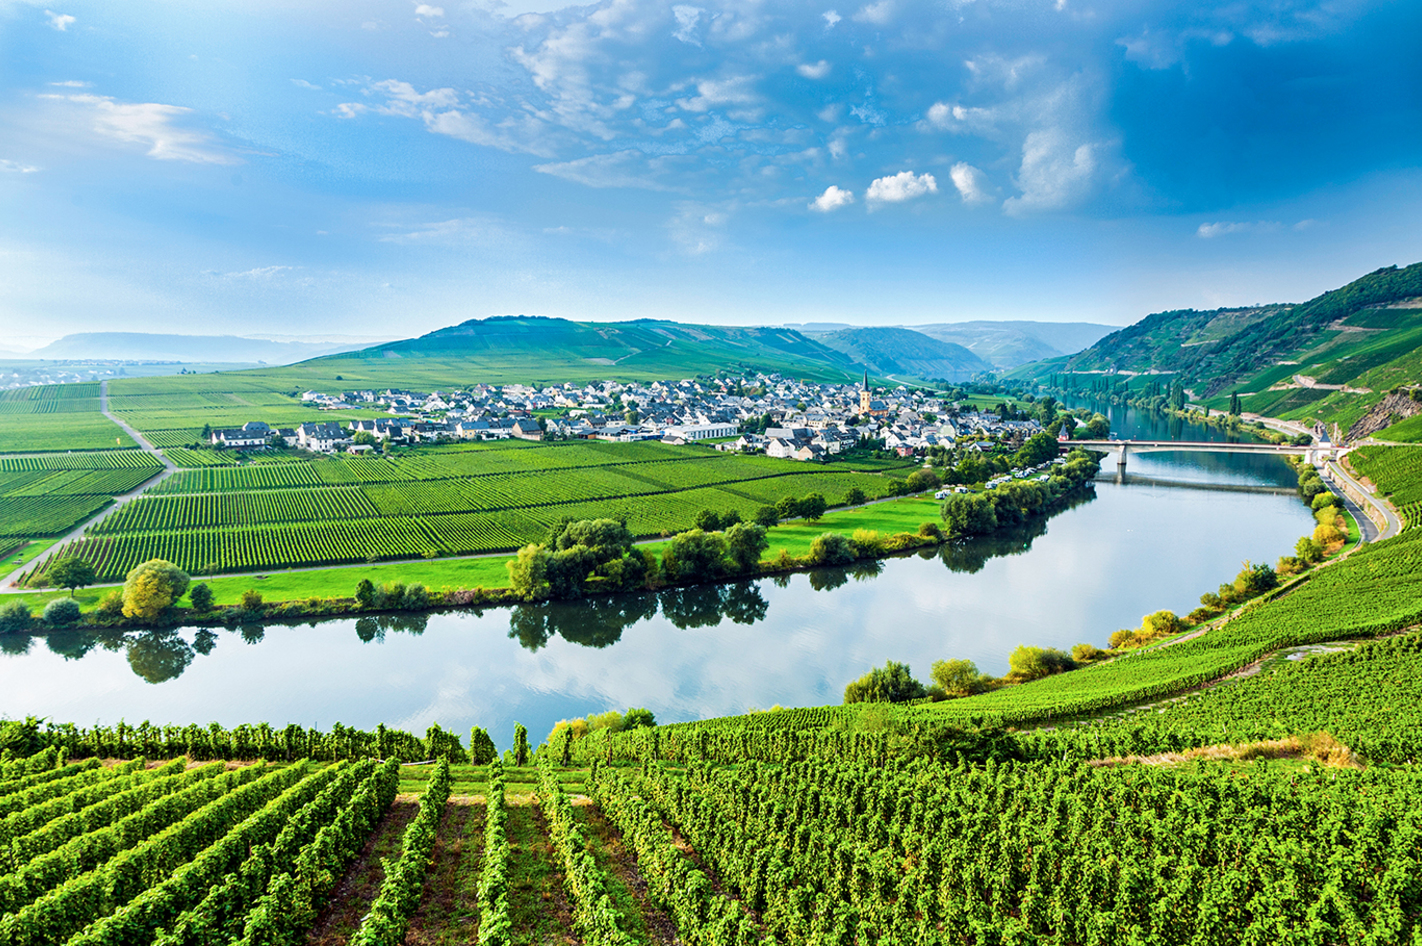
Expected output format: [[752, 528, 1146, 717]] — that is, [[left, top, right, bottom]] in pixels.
[[0, 381, 176, 592], [1323, 454, 1401, 542]]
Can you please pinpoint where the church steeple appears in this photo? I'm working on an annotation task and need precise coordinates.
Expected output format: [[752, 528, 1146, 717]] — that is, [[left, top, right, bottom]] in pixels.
[[859, 369, 872, 415]]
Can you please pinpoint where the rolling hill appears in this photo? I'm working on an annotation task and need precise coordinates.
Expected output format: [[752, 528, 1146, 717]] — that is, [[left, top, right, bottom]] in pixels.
[[809, 326, 992, 382], [913, 320, 1115, 368], [1016, 262, 1422, 434]]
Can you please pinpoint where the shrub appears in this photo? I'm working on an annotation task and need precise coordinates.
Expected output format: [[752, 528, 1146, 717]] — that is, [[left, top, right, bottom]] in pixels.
[[355, 578, 376, 608], [930, 658, 988, 696], [97, 590, 124, 617], [844, 660, 926, 704], [188, 582, 214, 611], [122, 560, 191, 621], [1295, 536, 1324, 563], [239, 589, 264, 611], [662, 529, 729, 581], [0, 601, 32, 633], [917, 521, 942, 540], [1070, 642, 1106, 663], [1313, 523, 1345, 549], [1276, 555, 1307, 577], [851, 529, 885, 554], [401, 584, 430, 609], [1311, 491, 1339, 510], [1186, 607, 1217, 624], [808, 532, 856, 566], [43, 598, 82, 626], [1008, 645, 1076, 680]]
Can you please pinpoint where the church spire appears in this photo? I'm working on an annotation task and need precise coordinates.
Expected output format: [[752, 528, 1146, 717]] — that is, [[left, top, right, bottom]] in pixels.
[[863, 368, 868, 390]]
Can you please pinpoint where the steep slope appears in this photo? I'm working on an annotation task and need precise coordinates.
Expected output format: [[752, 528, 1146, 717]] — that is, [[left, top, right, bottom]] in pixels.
[[810, 326, 992, 382]]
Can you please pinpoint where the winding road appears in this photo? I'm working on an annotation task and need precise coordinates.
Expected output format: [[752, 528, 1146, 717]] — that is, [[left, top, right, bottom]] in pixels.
[[0, 381, 176, 592]]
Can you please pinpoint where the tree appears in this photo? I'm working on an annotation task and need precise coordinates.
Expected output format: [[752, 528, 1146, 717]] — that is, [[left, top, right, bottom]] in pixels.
[[240, 589, 263, 610], [695, 509, 723, 532], [843, 661, 926, 704], [808, 532, 856, 565], [844, 487, 866, 506], [1014, 431, 1059, 467], [624, 707, 656, 729], [513, 722, 529, 766], [48, 558, 96, 598], [469, 726, 497, 764], [507, 544, 552, 601], [1233, 560, 1278, 598], [0, 601, 32, 632], [189, 582, 214, 611], [1007, 645, 1076, 680], [941, 492, 998, 536], [776, 496, 801, 519], [1296, 535, 1324, 564], [930, 658, 986, 696], [723, 522, 769, 573], [905, 469, 941, 493], [355, 578, 375, 608], [43, 597, 83, 626], [352, 430, 377, 446], [800, 492, 828, 522], [1229, 391, 1242, 415], [753, 505, 780, 528], [122, 560, 191, 621], [662, 529, 729, 581]]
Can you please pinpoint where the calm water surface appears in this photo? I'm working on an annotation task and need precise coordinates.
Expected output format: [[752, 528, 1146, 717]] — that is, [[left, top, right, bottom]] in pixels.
[[0, 405, 1316, 748]]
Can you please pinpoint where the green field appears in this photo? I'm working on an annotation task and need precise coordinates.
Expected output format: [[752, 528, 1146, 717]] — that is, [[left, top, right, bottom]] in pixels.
[[0, 384, 135, 453], [0, 452, 164, 550], [34, 440, 903, 582]]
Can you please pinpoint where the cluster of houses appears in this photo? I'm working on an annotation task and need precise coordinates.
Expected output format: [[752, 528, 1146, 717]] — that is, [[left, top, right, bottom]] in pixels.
[[210, 373, 1043, 458]]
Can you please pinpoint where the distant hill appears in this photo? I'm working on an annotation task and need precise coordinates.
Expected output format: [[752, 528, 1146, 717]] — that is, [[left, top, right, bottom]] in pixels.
[[31, 333, 392, 365], [300, 316, 865, 385], [809, 327, 992, 382], [796, 320, 1115, 370], [1016, 261, 1422, 433]]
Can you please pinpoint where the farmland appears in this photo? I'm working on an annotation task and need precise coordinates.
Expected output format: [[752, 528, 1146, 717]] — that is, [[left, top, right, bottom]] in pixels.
[[0, 385, 134, 454], [0, 452, 164, 550], [36, 440, 902, 582]]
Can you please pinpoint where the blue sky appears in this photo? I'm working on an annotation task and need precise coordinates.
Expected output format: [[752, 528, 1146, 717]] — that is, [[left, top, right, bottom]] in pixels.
[[1, 0, 1420, 344]]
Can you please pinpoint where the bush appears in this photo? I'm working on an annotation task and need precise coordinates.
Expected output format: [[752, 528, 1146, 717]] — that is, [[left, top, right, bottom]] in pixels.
[[1186, 607, 1217, 624], [1008, 645, 1076, 680], [239, 589, 264, 611], [662, 529, 729, 581], [917, 521, 942, 540], [1311, 491, 1339, 510], [844, 660, 926, 704], [1070, 642, 1106, 663], [1276, 555, 1307, 577], [356, 578, 375, 608], [122, 559, 191, 621], [930, 658, 988, 696], [1313, 523, 1345, 548], [851, 529, 885, 554], [1295, 536, 1324, 563], [188, 582, 214, 611], [808, 532, 856, 566], [43, 598, 82, 626], [401, 584, 430, 609], [97, 590, 124, 617], [0, 601, 32, 633]]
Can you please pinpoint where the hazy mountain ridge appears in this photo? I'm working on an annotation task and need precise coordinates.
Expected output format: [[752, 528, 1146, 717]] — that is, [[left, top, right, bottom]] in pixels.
[[790, 320, 1116, 369], [810, 327, 992, 382]]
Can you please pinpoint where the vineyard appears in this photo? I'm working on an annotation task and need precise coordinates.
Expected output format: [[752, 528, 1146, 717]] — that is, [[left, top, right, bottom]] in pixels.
[[0, 385, 135, 454], [41, 441, 900, 581], [0, 453, 164, 548]]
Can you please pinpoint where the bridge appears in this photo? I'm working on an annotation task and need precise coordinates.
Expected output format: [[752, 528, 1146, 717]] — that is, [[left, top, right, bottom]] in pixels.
[[1064, 439, 1334, 470]]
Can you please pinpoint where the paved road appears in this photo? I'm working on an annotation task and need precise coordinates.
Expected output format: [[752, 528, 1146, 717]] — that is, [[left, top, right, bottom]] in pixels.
[[0, 381, 176, 592], [1325, 453, 1401, 541]]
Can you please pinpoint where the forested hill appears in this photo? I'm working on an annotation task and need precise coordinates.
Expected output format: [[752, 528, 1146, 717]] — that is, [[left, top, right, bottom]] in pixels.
[[312, 316, 866, 384], [1044, 262, 1422, 397]]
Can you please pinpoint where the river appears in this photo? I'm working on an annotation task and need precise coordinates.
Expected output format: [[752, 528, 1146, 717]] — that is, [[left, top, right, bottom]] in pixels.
[[0, 403, 1317, 749]]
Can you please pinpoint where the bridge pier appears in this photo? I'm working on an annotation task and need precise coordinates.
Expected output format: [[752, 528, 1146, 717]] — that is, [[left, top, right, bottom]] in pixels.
[[1116, 444, 1127, 470]]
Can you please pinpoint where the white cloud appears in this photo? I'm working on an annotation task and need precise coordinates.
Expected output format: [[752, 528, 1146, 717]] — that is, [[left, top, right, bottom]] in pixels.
[[0, 159, 40, 173], [221, 266, 292, 279], [823, 10, 841, 27], [45, 10, 75, 30], [672, 5, 703, 45], [533, 151, 676, 190], [949, 162, 991, 204], [866, 170, 937, 203], [923, 101, 998, 134], [336, 80, 549, 155], [290, 79, 322, 91], [796, 60, 831, 80], [810, 185, 854, 211], [49, 80, 88, 88], [1197, 220, 1283, 238], [852, 1, 893, 25], [413, 4, 444, 16], [675, 75, 759, 117], [667, 203, 728, 255], [1003, 128, 1098, 215], [49, 94, 238, 164]]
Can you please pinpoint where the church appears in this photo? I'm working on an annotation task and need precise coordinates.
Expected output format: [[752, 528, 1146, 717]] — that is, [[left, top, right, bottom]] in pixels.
[[858, 370, 891, 417]]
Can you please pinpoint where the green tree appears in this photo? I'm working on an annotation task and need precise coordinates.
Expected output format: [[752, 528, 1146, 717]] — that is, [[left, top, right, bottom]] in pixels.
[[800, 492, 828, 522], [775, 496, 801, 519], [753, 505, 780, 527], [239, 589, 263, 611], [843, 661, 926, 704], [513, 722, 529, 766], [355, 578, 375, 608], [352, 430, 377, 446], [1233, 560, 1279, 598], [507, 544, 552, 601], [808, 532, 856, 565], [844, 487, 866, 506], [905, 469, 941, 493], [723, 522, 769, 573], [1296, 535, 1324, 563], [623, 707, 656, 729], [695, 509, 723, 532], [662, 529, 729, 581], [48, 558, 96, 598], [1014, 430, 1059, 467], [121, 560, 191, 621], [188, 582, 214, 611], [43, 597, 83, 626], [930, 658, 986, 696], [941, 492, 998, 536]]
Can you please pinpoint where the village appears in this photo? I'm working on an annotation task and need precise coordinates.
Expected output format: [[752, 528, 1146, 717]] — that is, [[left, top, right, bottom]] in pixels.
[[209, 372, 1047, 460]]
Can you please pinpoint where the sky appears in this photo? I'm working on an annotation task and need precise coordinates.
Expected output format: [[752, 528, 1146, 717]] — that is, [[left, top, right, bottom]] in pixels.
[[1, 0, 1420, 344]]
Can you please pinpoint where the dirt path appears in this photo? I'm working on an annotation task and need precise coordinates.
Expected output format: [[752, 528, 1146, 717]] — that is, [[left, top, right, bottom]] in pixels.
[[403, 801, 485, 946], [577, 805, 678, 946], [305, 798, 419, 946], [508, 803, 578, 946]]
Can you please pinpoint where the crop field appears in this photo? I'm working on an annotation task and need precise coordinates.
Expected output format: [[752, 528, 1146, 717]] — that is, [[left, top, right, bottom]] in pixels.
[[0, 453, 164, 545], [39, 440, 896, 580], [1351, 443, 1422, 527], [0, 385, 134, 453]]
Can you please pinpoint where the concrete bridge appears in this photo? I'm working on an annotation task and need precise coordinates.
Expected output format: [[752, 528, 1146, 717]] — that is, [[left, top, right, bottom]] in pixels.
[[1064, 439, 1334, 469]]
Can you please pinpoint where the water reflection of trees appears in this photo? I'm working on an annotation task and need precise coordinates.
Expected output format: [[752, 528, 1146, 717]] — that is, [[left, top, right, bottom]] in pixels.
[[938, 491, 1095, 574], [506, 581, 768, 650]]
